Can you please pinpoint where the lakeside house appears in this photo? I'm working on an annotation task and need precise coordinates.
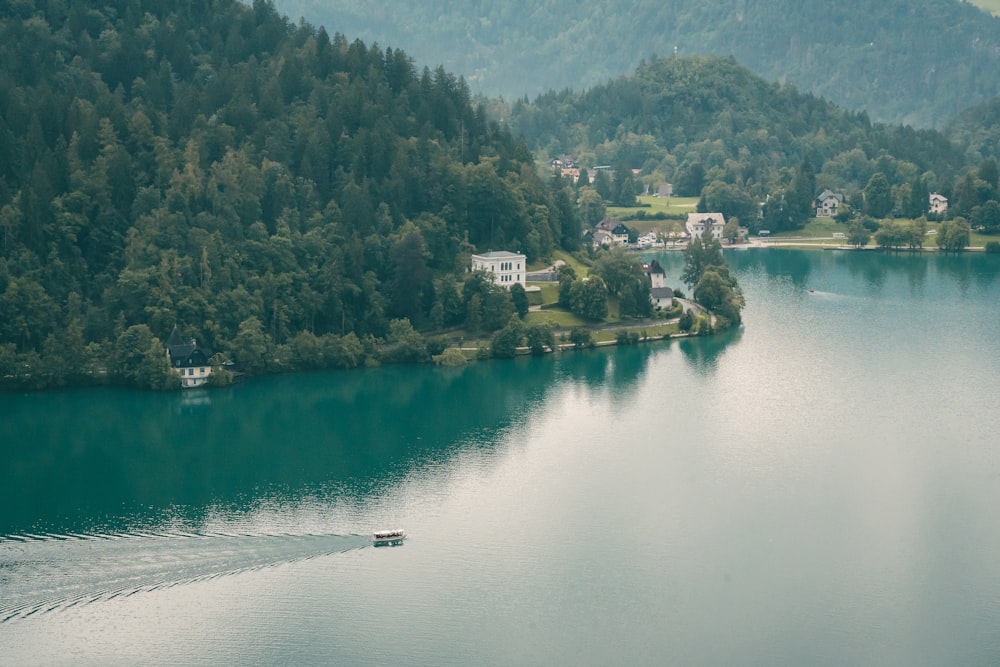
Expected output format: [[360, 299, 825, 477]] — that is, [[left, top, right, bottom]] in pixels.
[[647, 259, 674, 310], [930, 192, 948, 214], [815, 189, 844, 217], [594, 218, 630, 245], [470, 250, 526, 288], [685, 212, 725, 241], [166, 325, 213, 388]]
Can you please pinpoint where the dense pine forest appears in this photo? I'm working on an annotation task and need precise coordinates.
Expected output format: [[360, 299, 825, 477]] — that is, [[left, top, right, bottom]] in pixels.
[[0, 0, 583, 389], [276, 0, 1000, 128]]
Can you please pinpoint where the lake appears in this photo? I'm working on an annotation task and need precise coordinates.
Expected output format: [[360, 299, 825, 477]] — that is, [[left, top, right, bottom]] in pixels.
[[2, 248, 1000, 666]]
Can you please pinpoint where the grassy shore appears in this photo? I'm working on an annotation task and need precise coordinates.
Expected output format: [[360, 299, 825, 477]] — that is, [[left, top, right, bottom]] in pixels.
[[763, 218, 995, 249]]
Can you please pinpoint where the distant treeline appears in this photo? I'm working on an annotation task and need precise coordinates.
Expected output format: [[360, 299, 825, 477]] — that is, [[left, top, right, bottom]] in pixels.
[[508, 56, 1000, 234], [274, 0, 1000, 128]]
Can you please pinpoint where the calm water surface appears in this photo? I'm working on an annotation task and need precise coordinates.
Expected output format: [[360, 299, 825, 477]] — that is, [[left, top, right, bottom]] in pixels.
[[2, 248, 1000, 666]]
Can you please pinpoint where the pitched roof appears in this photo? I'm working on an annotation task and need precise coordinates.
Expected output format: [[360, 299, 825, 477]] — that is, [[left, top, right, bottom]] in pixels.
[[650, 287, 674, 299], [166, 325, 212, 368], [685, 212, 725, 226], [648, 259, 665, 275]]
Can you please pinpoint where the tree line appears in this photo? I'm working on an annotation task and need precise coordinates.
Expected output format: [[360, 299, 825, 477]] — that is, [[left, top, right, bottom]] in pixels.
[[275, 0, 1000, 128], [0, 0, 584, 389], [510, 56, 1000, 237]]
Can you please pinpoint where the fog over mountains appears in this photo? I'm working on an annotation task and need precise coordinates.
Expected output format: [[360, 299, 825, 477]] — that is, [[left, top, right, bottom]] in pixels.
[[275, 0, 1000, 128]]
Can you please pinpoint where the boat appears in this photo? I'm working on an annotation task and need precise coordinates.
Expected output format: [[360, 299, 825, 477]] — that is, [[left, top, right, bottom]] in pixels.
[[372, 529, 406, 545]]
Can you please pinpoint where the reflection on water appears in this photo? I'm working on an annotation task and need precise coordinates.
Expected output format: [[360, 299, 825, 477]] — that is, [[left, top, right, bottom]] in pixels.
[[677, 327, 742, 375], [2, 248, 1000, 665], [0, 345, 673, 537]]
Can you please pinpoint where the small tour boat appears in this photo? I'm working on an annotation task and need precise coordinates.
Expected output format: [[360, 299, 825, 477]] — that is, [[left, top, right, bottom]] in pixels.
[[372, 529, 406, 545]]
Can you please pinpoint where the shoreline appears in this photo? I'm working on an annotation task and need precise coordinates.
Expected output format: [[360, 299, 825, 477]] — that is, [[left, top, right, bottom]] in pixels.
[[748, 239, 988, 252]]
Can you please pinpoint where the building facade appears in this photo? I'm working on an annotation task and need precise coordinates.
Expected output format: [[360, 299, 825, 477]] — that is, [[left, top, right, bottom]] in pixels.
[[815, 190, 844, 217], [647, 259, 674, 309], [470, 251, 527, 288], [166, 325, 213, 388], [929, 193, 948, 215], [685, 213, 726, 241]]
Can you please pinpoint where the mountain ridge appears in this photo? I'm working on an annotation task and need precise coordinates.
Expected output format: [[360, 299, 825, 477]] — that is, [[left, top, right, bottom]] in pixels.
[[274, 0, 1000, 128]]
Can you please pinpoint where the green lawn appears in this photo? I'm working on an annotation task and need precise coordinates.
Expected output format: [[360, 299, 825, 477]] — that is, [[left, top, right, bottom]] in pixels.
[[608, 195, 698, 217], [524, 309, 586, 328], [527, 282, 559, 305], [589, 322, 679, 343], [606, 195, 697, 235], [767, 217, 999, 249], [551, 248, 592, 276]]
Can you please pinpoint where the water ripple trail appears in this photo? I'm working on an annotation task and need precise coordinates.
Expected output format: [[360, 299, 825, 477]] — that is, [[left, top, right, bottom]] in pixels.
[[0, 530, 369, 622]]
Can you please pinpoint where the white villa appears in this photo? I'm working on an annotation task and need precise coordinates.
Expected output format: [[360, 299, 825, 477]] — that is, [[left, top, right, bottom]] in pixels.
[[930, 193, 948, 215], [685, 212, 725, 241], [815, 190, 844, 217], [471, 250, 526, 288]]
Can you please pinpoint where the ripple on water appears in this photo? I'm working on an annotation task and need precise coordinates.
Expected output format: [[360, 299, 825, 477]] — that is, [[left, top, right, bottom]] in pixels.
[[0, 530, 370, 622]]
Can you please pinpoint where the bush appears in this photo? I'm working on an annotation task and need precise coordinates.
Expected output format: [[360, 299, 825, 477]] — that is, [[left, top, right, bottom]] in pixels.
[[986, 241, 1000, 254], [426, 337, 448, 356], [616, 330, 639, 345], [432, 347, 467, 366], [569, 327, 594, 349]]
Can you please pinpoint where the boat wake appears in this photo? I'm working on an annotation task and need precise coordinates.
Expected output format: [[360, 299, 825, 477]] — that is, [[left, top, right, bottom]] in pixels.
[[0, 530, 369, 623]]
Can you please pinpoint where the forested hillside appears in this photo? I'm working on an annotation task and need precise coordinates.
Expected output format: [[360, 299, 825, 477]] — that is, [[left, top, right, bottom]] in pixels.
[[947, 97, 1000, 164], [0, 0, 582, 388], [510, 56, 969, 228], [275, 0, 1000, 127]]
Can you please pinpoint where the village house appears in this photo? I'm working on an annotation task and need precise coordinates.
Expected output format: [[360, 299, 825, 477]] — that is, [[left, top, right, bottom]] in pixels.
[[591, 229, 614, 248], [550, 154, 578, 169], [647, 259, 674, 310], [815, 189, 844, 217], [685, 212, 726, 241], [929, 193, 948, 214], [593, 218, 630, 245], [166, 325, 213, 388], [470, 250, 526, 288], [611, 223, 630, 245], [560, 167, 580, 183]]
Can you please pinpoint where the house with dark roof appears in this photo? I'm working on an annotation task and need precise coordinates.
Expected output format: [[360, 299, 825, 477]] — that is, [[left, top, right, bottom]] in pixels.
[[594, 219, 630, 245], [166, 325, 213, 388], [647, 260, 674, 309]]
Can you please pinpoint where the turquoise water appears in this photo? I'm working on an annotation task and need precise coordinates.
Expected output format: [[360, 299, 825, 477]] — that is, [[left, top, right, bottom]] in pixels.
[[2, 248, 1000, 665]]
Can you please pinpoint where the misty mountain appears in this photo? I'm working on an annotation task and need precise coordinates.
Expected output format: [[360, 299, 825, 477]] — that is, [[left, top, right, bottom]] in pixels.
[[274, 0, 1000, 128]]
